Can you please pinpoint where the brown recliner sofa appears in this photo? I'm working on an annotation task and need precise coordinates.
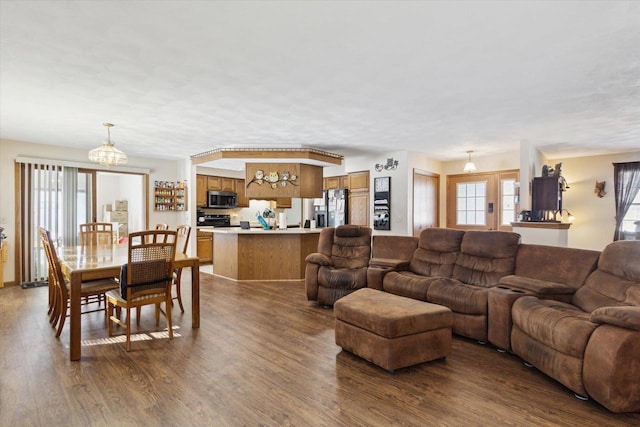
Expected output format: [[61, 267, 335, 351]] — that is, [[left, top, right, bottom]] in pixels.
[[511, 240, 640, 413], [381, 229, 520, 341], [365, 228, 640, 412], [305, 225, 372, 306]]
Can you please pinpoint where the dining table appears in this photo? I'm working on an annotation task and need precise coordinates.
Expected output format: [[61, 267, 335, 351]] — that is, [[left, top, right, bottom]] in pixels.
[[58, 243, 200, 361]]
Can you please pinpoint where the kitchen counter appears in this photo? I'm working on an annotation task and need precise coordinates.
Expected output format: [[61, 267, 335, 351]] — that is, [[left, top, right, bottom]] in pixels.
[[203, 227, 321, 280], [199, 227, 319, 235]]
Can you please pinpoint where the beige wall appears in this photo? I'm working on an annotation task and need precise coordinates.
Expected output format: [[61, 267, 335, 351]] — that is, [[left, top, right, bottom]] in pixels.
[[550, 151, 640, 251]]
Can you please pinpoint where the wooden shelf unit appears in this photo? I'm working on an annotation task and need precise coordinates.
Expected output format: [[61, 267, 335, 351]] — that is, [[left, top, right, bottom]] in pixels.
[[154, 181, 188, 211]]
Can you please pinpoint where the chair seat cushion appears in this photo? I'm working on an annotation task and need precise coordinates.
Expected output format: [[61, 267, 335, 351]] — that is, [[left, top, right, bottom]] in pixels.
[[119, 261, 171, 300], [512, 296, 598, 358], [427, 278, 489, 315]]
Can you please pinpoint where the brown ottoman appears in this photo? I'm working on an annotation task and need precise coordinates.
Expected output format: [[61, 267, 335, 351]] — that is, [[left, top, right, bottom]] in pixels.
[[334, 288, 452, 372]]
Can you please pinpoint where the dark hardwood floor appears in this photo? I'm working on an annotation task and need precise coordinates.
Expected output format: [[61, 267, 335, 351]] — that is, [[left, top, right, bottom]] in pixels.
[[1, 271, 638, 426]]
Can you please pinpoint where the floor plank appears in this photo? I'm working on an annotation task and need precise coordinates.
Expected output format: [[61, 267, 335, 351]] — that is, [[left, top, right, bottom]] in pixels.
[[1, 272, 638, 426]]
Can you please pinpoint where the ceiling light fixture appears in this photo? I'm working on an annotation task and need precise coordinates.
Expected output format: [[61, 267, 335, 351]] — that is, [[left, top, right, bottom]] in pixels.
[[463, 150, 476, 173], [89, 123, 128, 167]]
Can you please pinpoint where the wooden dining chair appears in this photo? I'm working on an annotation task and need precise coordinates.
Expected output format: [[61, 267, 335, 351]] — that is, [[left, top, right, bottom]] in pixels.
[[155, 223, 169, 230], [106, 229, 177, 351], [172, 224, 191, 312], [80, 222, 114, 246], [38, 227, 119, 337]]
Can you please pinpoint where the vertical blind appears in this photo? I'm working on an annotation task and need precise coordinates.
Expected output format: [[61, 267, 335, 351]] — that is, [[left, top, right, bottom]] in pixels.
[[20, 162, 63, 284]]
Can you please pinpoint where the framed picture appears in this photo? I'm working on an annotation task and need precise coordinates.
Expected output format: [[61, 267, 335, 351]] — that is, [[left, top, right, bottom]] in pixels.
[[374, 177, 391, 230]]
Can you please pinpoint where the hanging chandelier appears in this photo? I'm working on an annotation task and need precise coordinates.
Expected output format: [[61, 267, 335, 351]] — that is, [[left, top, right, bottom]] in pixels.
[[88, 123, 128, 167]]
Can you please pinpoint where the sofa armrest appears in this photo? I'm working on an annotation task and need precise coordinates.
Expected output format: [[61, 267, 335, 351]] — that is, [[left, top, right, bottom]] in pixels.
[[305, 252, 333, 267], [369, 257, 410, 271], [499, 275, 574, 296], [590, 306, 640, 332]]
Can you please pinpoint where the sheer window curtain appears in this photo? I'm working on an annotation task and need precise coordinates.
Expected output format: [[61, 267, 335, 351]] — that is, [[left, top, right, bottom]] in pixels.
[[613, 161, 640, 241]]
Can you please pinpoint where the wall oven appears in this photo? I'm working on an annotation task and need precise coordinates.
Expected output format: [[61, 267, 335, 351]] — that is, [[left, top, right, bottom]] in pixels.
[[207, 191, 237, 209]]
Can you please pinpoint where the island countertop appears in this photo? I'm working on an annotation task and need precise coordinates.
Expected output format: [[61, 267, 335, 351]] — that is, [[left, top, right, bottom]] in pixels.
[[200, 227, 322, 235], [207, 227, 321, 280]]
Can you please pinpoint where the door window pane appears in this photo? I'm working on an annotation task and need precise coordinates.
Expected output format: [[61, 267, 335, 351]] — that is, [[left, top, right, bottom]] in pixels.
[[501, 179, 516, 226], [456, 182, 486, 226]]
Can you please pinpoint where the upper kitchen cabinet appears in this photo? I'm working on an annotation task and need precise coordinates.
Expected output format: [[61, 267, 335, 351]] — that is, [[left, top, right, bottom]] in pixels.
[[208, 176, 235, 192], [324, 175, 348, 190], [196, 174, 207, 207], [235, 178, 249, 207], [348, 171, 369, 193]]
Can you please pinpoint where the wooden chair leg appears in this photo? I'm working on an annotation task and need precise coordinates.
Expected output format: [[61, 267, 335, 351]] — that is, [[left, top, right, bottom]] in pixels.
[[176, 281, 184, 313], [166, 299, 173, 340], [136, 307, 141, 326], [125, 307, 132, 351], [55, 298, 67, 338], [107, 301, 113, 337]]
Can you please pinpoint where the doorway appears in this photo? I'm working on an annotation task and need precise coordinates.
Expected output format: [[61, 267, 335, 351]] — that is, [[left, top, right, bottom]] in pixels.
[[446, 170, 519, 231], [413, 169, 439, 237]]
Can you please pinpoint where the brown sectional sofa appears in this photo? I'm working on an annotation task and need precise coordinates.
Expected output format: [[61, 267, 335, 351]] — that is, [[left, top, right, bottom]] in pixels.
[[340, 228, 640, 413]]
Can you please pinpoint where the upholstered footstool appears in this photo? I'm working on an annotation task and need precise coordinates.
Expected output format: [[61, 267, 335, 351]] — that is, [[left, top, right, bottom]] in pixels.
[[334, 288, 452, 372]]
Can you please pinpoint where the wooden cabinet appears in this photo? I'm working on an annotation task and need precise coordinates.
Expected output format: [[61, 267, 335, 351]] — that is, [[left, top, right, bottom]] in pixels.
[[196, 175, 207, 207], [196, 230, 213, 263], [349, 191, 370, 226], [207, 176, 235, 192], [324, 175, 348, 190], [532, 176, 562, 221], [348, 170, 370, 226], [154, 181, 187, 211], [235, 179, 249, 207], [348, 171, 369, 192], [275, 198, 292, 208]]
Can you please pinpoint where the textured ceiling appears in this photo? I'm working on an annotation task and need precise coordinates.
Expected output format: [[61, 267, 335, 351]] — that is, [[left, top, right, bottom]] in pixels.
[[1, 1, 639, 165]]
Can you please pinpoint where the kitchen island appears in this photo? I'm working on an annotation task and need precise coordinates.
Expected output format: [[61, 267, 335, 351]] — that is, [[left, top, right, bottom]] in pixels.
[[201, 228, 321, 280]]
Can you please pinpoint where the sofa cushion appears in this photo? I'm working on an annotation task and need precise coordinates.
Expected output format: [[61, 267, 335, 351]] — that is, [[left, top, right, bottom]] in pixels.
[[427, 278, 489, 315], [512, 244, 600, 290], [512, 296, 598, 358], [383, 271, 439, 301], [452, 231, 520, 286], [572, 241, 640, 313], [331, 227, 371, 269], [409, 228, 464, 277], [318, 266, 368, 290]]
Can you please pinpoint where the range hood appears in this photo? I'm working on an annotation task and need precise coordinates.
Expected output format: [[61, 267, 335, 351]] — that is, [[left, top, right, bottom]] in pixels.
[[245, 163, 324, 199]]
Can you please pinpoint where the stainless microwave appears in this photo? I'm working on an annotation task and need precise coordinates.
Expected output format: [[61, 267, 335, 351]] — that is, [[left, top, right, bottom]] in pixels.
[[207, 191, 237, 209]]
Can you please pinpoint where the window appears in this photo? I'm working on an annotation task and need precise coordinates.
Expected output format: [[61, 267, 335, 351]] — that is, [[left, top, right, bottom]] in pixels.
[[456, 182, 486, 226], [613, 161, 640, 241], [501, 178, 517, 226], [622, 192, 640, 235]]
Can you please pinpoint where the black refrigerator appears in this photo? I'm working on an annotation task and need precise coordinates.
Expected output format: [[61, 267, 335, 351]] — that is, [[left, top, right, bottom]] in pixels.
[[326, 188, 348, 227]]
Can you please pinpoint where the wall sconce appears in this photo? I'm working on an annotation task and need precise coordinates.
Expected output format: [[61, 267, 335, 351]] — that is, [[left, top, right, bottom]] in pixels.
[[594, 181, 606, 198], [463, 150, 477, 173], [375, 158, 399, 172], [561, 209, 575, 223]]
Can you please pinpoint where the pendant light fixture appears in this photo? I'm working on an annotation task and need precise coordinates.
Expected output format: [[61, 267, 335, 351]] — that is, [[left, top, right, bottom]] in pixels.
[[88, 123, 128, 167], [463, 150, 476, 173]]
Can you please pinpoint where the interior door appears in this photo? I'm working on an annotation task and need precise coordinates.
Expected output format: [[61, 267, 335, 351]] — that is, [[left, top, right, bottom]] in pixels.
[[447, 173, 497, 230], [413, 169, 439, 236]]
